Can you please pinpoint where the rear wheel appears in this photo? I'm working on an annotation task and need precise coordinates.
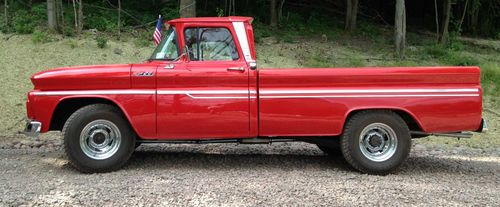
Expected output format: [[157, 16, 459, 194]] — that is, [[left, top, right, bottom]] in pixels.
[[63, 104, 136, 173], [340, 111, 411, 175]]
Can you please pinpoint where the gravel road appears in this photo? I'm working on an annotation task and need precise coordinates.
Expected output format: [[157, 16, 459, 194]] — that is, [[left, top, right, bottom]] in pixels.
[[0, 141, 499, 206]]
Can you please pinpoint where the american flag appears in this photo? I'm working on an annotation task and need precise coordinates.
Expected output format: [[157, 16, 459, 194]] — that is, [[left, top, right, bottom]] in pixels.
[[153, 15, 163, 45]]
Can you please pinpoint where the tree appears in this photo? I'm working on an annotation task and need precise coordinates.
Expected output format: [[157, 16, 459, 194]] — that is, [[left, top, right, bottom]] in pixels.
[[3, 0, 7, 28], [270, 0, 278, 27], [270, 0, 285, 27], [345, 0, 359, 31], [179, 0, 196, 18], [48, 0, 64, 33], [117, 0, 121, 38], [394, 0, 406, 59], [55, 0, 64, 33], [438, 0, 451, 44], [47, 0, 57, 30], [71, 0, 83, 35], [434, 0, 439, 41]]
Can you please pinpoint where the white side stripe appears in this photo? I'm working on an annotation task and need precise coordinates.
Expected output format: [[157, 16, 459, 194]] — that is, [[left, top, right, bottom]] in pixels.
[[32, 90, 155, 96], [260, 88, 478, 94], [260, 94, 479, 99], [32, 88, 479, 99], [157, 90, 250, 95]]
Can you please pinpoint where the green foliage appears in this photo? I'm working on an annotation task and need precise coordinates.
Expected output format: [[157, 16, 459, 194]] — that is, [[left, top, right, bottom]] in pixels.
[[480, 63, 500, 97], [31, 30, 51, 44], [216, 8, 224, 17], [160, 6, 180, 20], [85, 11, 119, 32], [422, 44, 479, 66], [133, 30, 153, 47], [348, 58, 366, 67], [305, 55, 332, 68], [66, 39, 78, 49], [252, 22, 273, 43], [12, 10, 37, 34], [422, 45, 449, 58], [442, 53, 480, 66], [96, 36, 108, 48]]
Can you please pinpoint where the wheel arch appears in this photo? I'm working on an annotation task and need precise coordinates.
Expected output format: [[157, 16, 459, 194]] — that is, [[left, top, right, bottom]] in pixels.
[[342, 107, 424, 134], [49, 96, 139, 136]]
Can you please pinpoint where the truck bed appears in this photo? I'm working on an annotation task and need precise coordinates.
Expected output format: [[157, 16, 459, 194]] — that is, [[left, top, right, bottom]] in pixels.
[[257, 66, 482, 136]]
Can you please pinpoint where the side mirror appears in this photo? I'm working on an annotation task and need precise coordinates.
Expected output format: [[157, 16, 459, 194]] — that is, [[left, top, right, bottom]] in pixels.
[[248, 61, 257, 70], [164, 46, 190, 69]]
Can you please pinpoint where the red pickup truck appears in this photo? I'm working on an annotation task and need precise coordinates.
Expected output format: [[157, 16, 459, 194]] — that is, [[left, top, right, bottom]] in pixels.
[[24, 16, 487, 174]]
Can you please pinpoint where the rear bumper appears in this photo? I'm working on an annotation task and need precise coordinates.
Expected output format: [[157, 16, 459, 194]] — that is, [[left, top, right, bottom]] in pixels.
[[475, 118, 488, 133], [23, 120, 42, 137]]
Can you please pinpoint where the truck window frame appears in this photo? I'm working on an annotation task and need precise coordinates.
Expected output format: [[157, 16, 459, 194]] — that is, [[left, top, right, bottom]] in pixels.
[[149, 27, 180, 61], [183, 26, 241, 62]]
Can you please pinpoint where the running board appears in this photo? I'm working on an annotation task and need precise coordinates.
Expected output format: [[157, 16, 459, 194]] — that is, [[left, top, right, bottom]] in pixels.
[[410, 131, 473, 138], [137, 138, 299, 144]]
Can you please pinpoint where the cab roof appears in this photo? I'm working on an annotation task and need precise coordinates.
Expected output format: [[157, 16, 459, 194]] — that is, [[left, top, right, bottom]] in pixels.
[[167, 16, 253, 24]]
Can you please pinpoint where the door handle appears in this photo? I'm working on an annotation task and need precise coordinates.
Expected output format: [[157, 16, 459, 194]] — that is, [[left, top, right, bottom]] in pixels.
[[227, 67, 245, 72], [164, 64, 174, 69]]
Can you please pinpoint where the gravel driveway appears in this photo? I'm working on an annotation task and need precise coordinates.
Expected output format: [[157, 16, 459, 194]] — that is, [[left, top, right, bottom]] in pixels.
[[0, 142, 499, 206]]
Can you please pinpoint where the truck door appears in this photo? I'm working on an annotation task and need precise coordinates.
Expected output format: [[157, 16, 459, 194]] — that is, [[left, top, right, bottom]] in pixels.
[[156, 26, 251, 139]]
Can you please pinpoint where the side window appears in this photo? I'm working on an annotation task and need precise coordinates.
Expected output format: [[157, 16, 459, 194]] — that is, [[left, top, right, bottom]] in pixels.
[[150, 27, 179, 60], [184, 27, 239, 61]]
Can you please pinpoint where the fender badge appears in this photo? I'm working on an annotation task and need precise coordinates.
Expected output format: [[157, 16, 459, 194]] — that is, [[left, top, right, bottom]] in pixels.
[[135, 71, 154, 76]]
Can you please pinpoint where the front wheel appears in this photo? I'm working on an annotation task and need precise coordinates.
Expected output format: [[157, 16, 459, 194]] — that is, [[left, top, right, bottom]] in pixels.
[[63, 104, 136, 173], [340, 111, 411, 175]]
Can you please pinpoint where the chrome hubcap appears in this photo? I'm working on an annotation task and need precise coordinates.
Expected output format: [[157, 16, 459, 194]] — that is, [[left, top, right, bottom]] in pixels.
[[80, 120, 121, 160], [359, 123, 397, 162]]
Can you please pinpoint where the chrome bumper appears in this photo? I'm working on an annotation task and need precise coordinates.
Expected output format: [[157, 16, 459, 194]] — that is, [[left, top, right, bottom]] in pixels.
[[23, 120, 41, 137], [475, 118, 488, 133]]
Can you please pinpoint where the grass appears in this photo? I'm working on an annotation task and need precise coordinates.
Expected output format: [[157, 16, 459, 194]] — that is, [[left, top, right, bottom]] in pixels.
[[0, 26, 499, 148]]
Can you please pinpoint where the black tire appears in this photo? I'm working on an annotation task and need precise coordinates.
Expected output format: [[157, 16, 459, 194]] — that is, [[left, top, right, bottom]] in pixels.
[[63, 104, 136, 173], [316, 139, 342, 156], [340, 110, 411, 175]]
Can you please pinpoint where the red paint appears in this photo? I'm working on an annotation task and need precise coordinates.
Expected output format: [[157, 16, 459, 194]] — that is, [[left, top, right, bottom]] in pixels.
[[26, 17, 483, 140]]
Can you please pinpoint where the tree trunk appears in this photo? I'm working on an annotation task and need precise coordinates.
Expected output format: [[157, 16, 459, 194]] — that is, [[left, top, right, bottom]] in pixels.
[[439, 0, 451, 44], [47, 0, 57, 30], [434, 0, 439, 42], [345, 0, 358, 31], [278, 0, 285, 23], [3, 0, 7, 27], [457, 0, 468, 34], [345, 0, 351, 30], [270, 0, 278, 27], [77, 0, 83, 34], [394, 0, 406, 59], [72, 0, 78, 33], [179, 0, 196, 18], [55, 0, 64, 34], [118, 0, 121, 38]]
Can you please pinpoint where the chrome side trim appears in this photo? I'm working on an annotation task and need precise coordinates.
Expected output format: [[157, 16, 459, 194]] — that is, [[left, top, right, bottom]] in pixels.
[[410, 131, 473, 138]]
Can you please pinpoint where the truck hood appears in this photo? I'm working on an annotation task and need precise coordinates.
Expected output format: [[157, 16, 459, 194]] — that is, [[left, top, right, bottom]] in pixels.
[[31, 64, 132, 91]]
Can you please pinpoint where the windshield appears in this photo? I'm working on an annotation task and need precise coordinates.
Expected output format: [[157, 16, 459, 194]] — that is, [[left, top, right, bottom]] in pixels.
[[150, 27, 179, 60]]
